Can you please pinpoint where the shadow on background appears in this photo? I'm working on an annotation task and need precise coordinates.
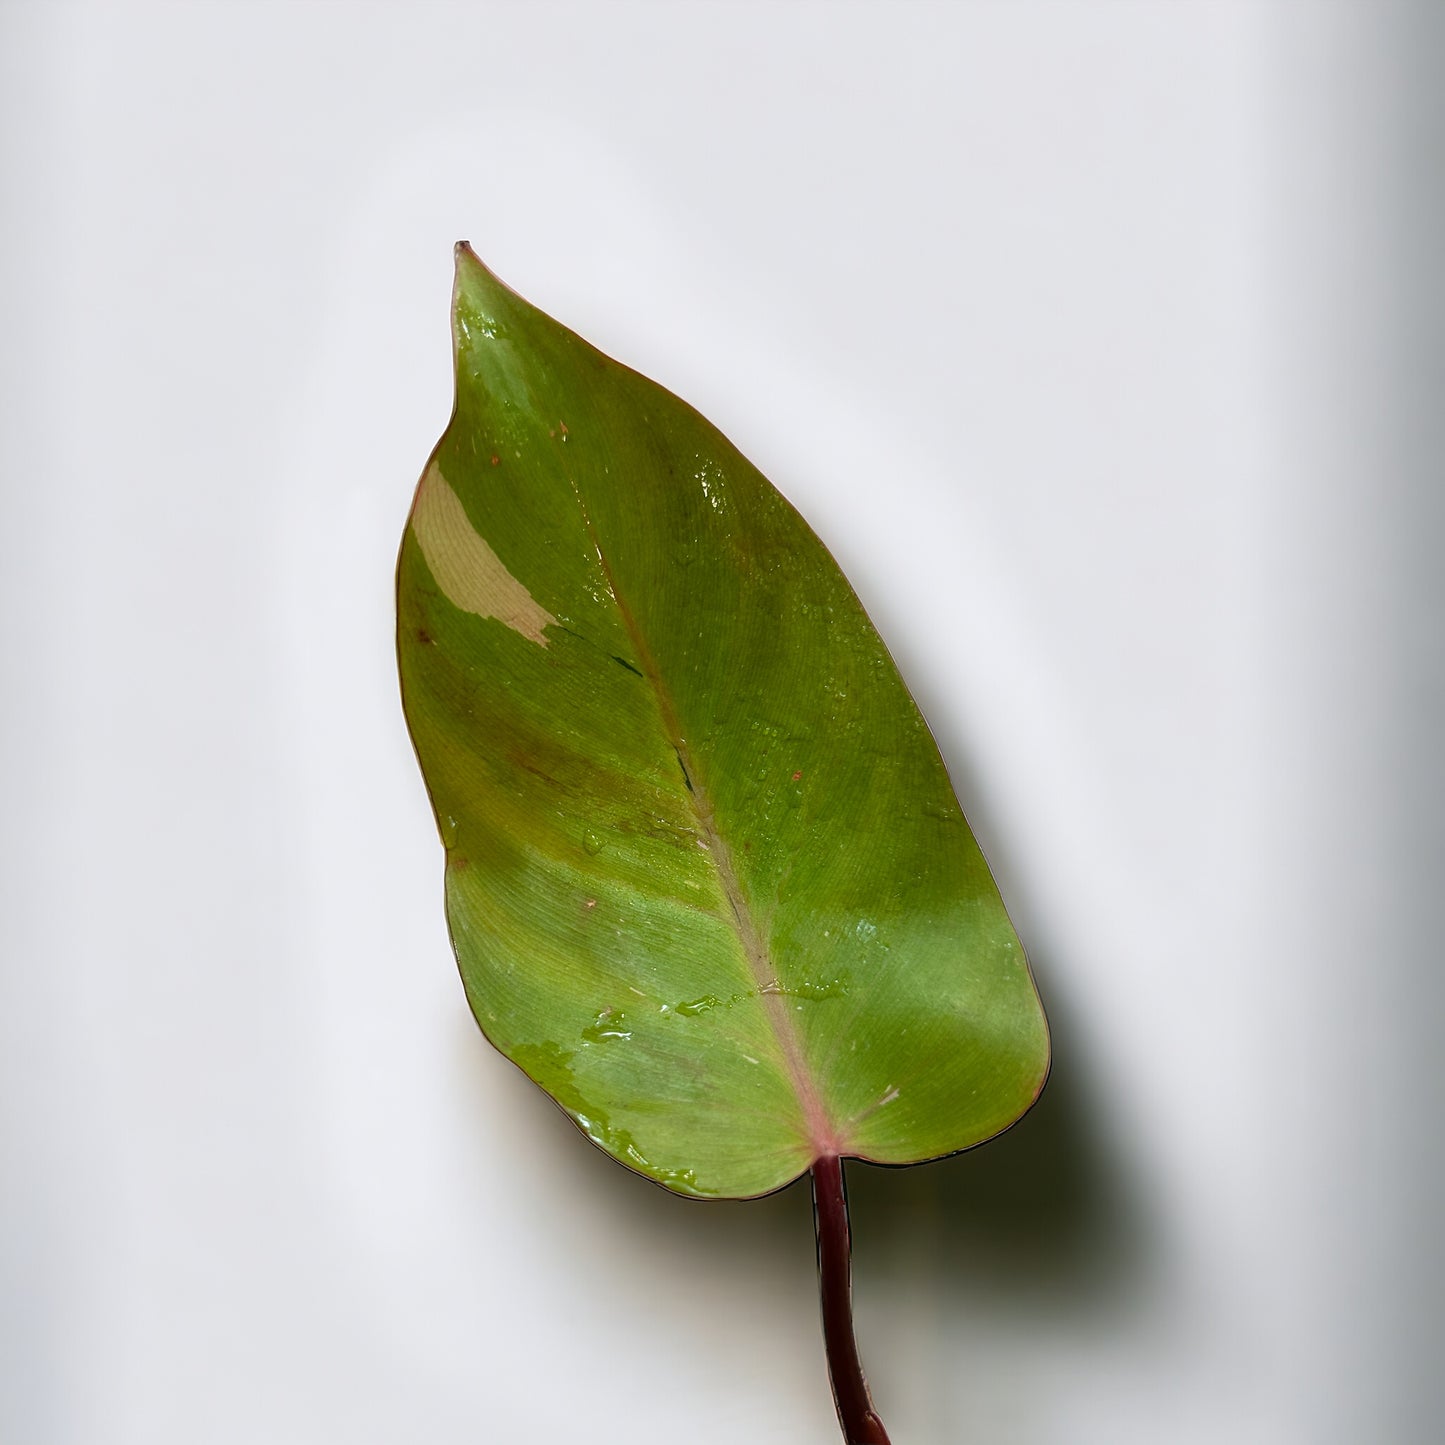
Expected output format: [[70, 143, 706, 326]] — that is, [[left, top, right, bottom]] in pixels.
[[1381, 5, 1445, 1436], [846, 964, 1152, 1314]]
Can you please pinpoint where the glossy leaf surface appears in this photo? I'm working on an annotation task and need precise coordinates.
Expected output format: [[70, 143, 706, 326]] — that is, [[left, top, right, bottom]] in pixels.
[[398, 246, 1049, 1199]]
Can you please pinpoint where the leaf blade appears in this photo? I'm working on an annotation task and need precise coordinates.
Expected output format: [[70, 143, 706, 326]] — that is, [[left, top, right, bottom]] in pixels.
[[397, 244, 1049, 1198]]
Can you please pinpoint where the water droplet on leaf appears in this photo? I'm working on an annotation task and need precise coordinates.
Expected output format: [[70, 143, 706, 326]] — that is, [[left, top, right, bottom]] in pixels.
[[675, 994, 721, 1017], [582, 1008, 633, 1043]]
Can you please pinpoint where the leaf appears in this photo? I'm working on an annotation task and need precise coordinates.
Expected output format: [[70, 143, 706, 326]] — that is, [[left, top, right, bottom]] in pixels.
[[398, 244, 1048, 1201], [397, 246, 1050, 1441]]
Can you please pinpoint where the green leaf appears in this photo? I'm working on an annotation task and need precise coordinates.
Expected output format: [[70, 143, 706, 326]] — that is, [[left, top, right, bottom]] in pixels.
[[397, 245, 1049, 1203]]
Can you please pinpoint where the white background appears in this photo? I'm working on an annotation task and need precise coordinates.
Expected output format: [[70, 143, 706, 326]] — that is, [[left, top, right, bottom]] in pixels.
[[3, 3, 1440, 1442]]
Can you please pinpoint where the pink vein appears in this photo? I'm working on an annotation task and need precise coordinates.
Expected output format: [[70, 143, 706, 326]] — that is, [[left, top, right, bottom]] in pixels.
[[570, 486, 837, 1156]]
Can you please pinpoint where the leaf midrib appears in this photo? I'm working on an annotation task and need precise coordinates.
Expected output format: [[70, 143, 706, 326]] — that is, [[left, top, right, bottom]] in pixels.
[[568, 479, 838, 1158]]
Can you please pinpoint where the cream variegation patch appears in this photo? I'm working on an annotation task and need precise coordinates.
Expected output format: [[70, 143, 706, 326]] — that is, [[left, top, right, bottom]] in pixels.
[[410, 460, 556, 647]]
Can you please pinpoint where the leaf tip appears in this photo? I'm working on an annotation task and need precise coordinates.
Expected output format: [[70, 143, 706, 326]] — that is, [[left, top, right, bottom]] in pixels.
[[454, 238, 505, 292], [450, 243, 514, 364], [452, 239, 486, 308]]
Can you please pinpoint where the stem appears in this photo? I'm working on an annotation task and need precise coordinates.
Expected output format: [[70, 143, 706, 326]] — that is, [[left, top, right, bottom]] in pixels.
[[811, 1153, 892, 1445]]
